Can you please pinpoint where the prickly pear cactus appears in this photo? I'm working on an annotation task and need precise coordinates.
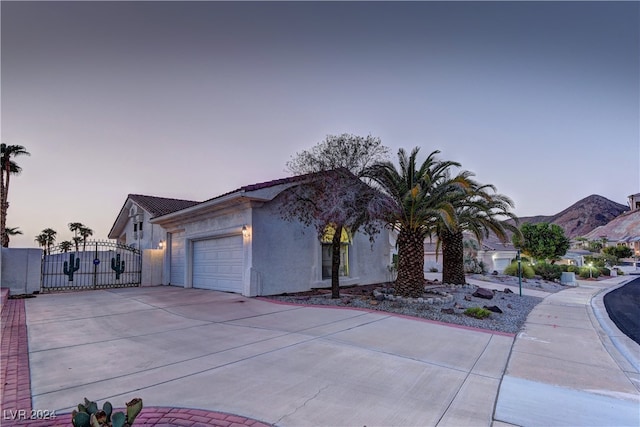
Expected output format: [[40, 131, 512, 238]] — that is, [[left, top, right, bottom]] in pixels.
[[63, 253, 80, 282], [111, 254, 125, 280], [71, 397, 142, 427]]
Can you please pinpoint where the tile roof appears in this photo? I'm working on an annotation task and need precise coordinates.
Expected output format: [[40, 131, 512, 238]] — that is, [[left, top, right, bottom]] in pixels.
[[197, 171, 328, 204], [128, 194, 200, 217]]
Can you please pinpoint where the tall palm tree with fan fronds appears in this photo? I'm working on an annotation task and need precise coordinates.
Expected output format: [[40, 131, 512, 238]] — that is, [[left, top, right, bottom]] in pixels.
[[436, 181, 520, 285], [365, 147, 473, 297], [1, 143, 30, 247]]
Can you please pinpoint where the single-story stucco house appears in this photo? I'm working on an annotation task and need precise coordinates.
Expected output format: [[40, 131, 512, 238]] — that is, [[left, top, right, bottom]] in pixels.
[[108, 175, 391, 296]]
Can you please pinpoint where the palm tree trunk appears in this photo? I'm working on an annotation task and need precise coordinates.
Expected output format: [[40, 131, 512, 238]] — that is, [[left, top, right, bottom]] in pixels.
[[0, 160, 7, 247], [330, 224, 343, 299], [395, 228, 425, 297], [442, 230, 466, 285]]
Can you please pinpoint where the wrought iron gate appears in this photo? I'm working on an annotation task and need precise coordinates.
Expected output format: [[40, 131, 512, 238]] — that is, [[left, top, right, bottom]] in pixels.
[[41, 240, 142, 291]]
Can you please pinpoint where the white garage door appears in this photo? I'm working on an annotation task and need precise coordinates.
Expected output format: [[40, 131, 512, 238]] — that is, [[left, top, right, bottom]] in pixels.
[[493, 258, 512, 273], [192, 235, 244, 293], [170, 231, 186, 286]]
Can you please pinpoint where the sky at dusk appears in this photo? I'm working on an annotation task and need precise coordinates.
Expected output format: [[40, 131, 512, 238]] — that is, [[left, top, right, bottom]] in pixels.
[[1, 1, 639, 248]]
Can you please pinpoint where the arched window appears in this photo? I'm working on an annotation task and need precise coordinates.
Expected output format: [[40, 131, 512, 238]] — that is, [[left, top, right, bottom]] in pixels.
[[321, 225, 351, 279]]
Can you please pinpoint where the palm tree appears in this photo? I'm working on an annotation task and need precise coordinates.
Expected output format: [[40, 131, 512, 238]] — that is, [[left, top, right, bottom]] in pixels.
[[72, 236, 83, 253], [69, 222, 84, 237], [437, 182, 519, 285], [69, 222, 87, 251], [365, 148, 471, 297], [35, 228, 57, 255], [79, 226, 93, 251], [34, 233, 47, 252], [59, 240, 73, 253], [4, 226, 23, 247], [1, 144, 30, 247]]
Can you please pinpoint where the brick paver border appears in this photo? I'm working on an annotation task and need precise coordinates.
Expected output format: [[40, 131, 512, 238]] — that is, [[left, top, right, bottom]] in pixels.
[[0, 291, 272, 427]]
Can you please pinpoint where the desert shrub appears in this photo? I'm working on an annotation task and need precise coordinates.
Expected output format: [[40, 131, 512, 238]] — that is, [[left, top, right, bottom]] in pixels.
[[533, 263, 562, 281], [464, 307, 492, 319], [503, 262, 535, 279], [579, 266, 600, 279]]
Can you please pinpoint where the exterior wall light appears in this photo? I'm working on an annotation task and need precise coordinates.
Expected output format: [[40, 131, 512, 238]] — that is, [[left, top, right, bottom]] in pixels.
[[242, 225, 249, 237], [158, 240, 164, 250]]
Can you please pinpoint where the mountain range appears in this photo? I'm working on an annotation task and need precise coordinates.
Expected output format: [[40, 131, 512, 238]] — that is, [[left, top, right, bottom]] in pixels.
[[515, 194, 629, 238]]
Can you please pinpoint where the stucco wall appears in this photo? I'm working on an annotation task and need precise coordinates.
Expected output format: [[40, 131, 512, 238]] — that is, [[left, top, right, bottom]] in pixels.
[[170, 206, 252, 293], [142, 249, 164, 286], [1, 248, 42, 295], [252, 197, 391, 295], [122, 210, 165, 250]]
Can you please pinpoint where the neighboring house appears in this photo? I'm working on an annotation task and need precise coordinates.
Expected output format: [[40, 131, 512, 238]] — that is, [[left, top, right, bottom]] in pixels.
[[109, 176, 391, 296], [108, 194, 201, 250], [389, 231, 516, 274], [582, 193, 640, 257]]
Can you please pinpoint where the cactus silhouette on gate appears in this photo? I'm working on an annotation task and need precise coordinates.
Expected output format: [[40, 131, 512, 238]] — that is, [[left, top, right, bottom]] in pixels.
[[63, 253, 80, 281], [111, 254, 125, 280]]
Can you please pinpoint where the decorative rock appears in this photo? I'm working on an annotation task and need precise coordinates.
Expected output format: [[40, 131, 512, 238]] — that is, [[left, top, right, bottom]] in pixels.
[[507, 303, 513, 309], [370, 300, 379, 306], [473, 287, 495, 300], [464, 295, 472, 301], [483, 305, 503, 313], [417, 298, 424, 303], [375, 294, 386, 302], [454, 302, 464, 309], [341, 297, 352, 305], [441, 308, 455, 314], [503, 288, 514, 294]]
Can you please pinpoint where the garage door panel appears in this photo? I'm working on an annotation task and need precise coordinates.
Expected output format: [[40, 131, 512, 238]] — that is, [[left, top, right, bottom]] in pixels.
[[192, 235, 243, 293]]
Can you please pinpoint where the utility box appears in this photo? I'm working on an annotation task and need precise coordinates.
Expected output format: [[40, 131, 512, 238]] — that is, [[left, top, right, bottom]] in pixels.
[[560, 272, 577, 286]]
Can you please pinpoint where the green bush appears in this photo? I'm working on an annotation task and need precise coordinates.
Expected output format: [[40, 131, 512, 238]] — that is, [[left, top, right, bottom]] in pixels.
[[567, 265, 579, 273], [579, 266, 600, 279], [533, 262, 563, 281], [599, 267, 611, 276], [464, 307, 492, 319], [503, 262, 535, 279]]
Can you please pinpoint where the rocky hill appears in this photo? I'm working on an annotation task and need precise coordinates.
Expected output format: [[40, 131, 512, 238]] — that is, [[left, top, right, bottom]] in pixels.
[[516, 194, 629, 238]]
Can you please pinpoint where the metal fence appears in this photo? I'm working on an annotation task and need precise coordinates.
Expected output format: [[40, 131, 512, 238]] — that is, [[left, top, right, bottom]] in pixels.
[[41, 240, 141, 291]]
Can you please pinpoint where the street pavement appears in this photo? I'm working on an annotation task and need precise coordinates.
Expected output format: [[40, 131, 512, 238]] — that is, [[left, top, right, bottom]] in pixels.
[[7, 275, 640, 426]]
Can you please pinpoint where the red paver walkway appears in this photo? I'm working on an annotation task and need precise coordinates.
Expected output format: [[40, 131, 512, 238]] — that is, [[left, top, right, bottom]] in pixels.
[[0, 291, 272, 427]]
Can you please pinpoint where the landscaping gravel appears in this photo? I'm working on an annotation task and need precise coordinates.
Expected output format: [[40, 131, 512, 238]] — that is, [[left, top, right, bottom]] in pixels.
[[265, 283, 544, 334]]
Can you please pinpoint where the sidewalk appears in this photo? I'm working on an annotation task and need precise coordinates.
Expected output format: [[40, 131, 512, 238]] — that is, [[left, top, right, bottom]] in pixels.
[[494, 276, 640, 427]]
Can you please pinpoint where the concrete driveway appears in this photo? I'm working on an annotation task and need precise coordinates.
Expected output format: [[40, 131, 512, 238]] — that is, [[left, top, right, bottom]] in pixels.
[[25, 286, 513, 426]]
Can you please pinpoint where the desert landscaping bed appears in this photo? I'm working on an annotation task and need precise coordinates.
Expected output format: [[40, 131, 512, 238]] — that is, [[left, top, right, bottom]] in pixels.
[[266, 274, 570, 334]]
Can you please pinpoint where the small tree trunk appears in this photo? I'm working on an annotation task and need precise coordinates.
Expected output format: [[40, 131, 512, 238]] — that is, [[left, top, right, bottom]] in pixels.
[[395, 228, 425, 298], [331, 224, 343, 299], [0, 162, 7, 248], [442, 230, 466, 285]]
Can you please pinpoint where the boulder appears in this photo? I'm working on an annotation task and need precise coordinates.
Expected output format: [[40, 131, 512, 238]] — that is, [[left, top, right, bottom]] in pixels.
[[473, 287, 495, 300], [503, 288, 514, 294], [484, 305, 503, 313]]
